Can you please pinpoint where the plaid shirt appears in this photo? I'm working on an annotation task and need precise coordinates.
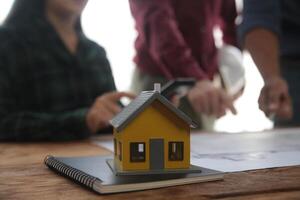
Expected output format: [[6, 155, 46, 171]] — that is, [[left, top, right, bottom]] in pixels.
[[0, 19, 116, 141], [129, 0, 238, 80]]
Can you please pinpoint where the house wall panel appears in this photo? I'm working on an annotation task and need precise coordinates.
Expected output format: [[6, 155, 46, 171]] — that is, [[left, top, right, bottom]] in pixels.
[[117, 101, 190, 171]]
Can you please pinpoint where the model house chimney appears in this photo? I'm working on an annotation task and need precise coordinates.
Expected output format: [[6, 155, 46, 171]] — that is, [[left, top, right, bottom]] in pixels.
[[154, 83, 161, 93]]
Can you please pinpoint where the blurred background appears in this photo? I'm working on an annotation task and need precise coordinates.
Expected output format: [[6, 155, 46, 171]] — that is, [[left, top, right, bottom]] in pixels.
[[0, 0, 272, 132]]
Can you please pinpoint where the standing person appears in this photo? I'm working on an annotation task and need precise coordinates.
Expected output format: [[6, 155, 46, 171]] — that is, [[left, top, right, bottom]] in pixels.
[[129, 0, 240, 130], [0, 0, 134, 141], [239, 0, 296, 126]]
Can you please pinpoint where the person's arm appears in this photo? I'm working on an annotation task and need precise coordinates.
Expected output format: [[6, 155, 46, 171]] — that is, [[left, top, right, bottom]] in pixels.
[[0, 81, 134, 141], [240, 0, 292, 119], [245, 29, 280, 81], [129, 0, 208, 80], [0, 65, 133, 141], [244, 29, 292, 119], [240, 0, 281, 74], [220, 0, 239, 47], [0, 61, 133, 141]]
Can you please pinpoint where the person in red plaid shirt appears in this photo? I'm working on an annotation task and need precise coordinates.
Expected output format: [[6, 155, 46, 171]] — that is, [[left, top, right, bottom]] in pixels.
[[129, 0, 240, 130]]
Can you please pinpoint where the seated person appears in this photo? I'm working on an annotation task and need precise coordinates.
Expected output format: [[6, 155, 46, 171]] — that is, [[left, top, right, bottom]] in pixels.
[[0, 0, 133, 141]]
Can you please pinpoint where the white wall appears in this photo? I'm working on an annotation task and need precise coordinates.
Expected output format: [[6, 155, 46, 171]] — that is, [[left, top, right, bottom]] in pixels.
[[82, 0, 136, 92], [0, 0, 14, 23], [0, 0, 272, 132]]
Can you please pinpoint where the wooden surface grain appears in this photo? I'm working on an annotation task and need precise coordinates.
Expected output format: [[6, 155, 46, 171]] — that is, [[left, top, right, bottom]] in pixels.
[[1, 136, 300, 200]]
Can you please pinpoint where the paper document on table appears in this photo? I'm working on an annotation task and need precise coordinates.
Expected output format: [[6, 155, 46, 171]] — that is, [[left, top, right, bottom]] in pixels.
[[190, 128, 300, 172], [96, 139, 114, 151], [94, 128, 300, 172]]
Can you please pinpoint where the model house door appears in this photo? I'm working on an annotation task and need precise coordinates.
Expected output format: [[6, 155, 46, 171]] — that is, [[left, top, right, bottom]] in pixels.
[[150, 139, 164, 170]]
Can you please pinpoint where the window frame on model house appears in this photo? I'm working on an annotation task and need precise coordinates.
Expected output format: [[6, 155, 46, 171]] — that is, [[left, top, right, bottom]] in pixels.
[[130, 142, 146, 162], [114, 139, 117, 156], [168, 141, 184, 161], [118, 141, 122, 161]]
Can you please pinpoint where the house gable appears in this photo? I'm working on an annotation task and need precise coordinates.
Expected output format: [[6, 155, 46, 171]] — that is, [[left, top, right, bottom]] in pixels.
[[122, 100, 190, 137], [110, 91, 197, 132]]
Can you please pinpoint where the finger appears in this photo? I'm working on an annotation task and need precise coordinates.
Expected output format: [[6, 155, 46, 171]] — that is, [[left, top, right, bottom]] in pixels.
[[90, 110, 111, 132], [205, 91, 213, 115], [103, 100, 122, 115], [209, 91, 220, 116], [281, 87, 293, 118], [228, 100, 237, 115], [283, 95, 293, 119], [216, 93, 226, 118], [96, 107, 115, 124], [194, 96, 204, 113], [221, 92, 237, 115], [217, 104, 226, 118], [258, 87, 268, 113], [187, 89, 203, 113], [105, 92, 136, 102], [171, 95, 180, 107], [278, 93, 293, 119], [200, 93, 210, 115], [267, 89, 280, 113], [218, 108, 226, 118]]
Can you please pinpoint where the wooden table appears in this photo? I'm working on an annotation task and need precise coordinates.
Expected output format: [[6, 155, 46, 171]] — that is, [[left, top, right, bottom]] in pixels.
[[1, 135, 300, 200]]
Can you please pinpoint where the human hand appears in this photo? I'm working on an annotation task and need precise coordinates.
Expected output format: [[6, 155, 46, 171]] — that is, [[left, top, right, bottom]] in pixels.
[[259, 76, 292, 119], [170, 95, 181, 107], [187, 80, 237, 118], [86, 92, 136, 133]]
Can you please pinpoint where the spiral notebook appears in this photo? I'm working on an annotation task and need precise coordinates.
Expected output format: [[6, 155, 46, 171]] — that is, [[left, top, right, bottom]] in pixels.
[[44, 155, 224, 194]]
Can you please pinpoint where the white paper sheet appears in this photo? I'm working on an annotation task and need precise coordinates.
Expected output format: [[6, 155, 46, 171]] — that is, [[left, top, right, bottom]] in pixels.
[[94, 128, 300, 172]]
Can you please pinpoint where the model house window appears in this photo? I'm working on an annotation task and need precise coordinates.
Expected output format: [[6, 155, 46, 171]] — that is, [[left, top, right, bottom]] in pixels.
[[114, 139, 117, 156], [118, 142, 122, 161], [168, 142, 184, 161], [130, 142, 145, 162]]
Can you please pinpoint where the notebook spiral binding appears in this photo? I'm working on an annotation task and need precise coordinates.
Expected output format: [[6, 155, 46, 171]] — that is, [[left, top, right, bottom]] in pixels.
[[44, 155, 98, 189]]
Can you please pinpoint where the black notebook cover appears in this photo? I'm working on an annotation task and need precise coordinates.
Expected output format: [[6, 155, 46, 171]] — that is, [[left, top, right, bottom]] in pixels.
[[44, 155, 224, 194]]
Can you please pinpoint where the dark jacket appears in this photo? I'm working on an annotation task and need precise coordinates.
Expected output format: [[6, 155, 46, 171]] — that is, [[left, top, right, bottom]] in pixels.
[[239, 0, 300, 57], [0, 19, 116, 141]]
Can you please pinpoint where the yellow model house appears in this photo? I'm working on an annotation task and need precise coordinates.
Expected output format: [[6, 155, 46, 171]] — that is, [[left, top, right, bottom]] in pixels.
[[109, 84, 198, 175]]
